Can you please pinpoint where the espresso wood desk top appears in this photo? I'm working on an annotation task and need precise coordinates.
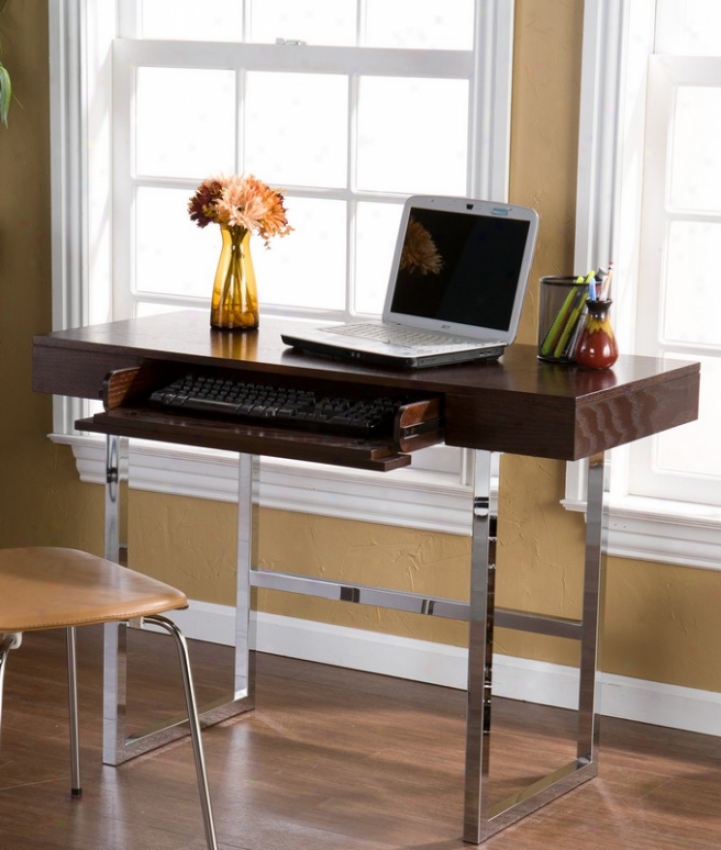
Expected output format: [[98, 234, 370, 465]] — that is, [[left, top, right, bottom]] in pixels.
[[33, 310, 700, 462]]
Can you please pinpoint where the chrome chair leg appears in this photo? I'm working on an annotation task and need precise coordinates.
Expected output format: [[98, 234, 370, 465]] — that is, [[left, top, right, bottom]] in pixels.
[[0, 633, 22, 751], [144, 615, 218, 850], [66, 626, 82, 797], [0, 635, 13, 746]]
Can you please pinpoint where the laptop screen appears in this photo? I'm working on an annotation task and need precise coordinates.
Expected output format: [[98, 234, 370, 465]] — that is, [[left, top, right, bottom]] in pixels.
[[389, 206, 531, 332]]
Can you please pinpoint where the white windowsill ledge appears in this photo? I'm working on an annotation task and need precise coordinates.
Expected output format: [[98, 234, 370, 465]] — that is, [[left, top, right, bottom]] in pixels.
[[563, 491, 721, 571], [51, 433, 476, 536], [53, 434, 721, 569]]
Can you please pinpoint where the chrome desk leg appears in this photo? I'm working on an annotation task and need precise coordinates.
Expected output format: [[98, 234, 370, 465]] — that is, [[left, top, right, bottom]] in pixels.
[[577, 451, 607, 766], [103, 435, 129, 765], [463, 450, 608, 843], [103, 439, 257, 765], [235, 453, 258, 704], [463, 450, 497, 843]]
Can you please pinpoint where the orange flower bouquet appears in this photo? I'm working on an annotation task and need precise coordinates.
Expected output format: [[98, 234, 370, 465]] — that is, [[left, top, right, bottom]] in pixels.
[[189, 174, 292, 330]]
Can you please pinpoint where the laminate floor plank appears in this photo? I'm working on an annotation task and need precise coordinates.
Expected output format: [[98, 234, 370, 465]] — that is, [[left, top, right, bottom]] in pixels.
[[1, 628, 721, 849]]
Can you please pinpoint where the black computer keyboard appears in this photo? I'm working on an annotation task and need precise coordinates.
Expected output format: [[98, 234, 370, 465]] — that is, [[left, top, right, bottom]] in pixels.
[[149, 374, 407, 437]]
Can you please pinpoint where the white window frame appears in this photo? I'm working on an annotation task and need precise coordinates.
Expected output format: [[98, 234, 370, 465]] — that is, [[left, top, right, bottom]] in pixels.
[[48, 0, 514, 534], [631, 54, 721, 507], [567, 0, 721, 571]]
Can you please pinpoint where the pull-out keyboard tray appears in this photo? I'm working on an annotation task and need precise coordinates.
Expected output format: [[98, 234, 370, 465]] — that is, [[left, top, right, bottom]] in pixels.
[[76, 364, 445, 471]]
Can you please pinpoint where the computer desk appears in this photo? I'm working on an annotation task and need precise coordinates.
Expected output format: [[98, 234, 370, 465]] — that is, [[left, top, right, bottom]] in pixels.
[[32, 310, 700, 843]]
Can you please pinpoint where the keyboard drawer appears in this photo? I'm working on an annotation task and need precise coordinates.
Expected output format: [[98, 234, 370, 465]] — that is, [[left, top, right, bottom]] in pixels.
[[78, 365, 444, 471]]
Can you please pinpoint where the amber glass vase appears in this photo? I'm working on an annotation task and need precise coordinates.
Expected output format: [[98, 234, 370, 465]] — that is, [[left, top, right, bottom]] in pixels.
[[210, 225, 259, 330], [574, 299, 618, 369]]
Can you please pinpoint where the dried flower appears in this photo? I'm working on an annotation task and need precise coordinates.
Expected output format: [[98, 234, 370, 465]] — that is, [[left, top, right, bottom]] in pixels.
[[400, 218, 442, 275], [188, 173, 292, 247]]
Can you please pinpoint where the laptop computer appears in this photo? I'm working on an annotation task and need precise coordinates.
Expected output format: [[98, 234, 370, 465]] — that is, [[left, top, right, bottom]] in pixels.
[[281, 195, 539, 369]]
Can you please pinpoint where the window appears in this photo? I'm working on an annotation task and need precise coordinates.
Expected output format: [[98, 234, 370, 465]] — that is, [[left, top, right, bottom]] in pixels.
[[49, 0, 514, 532], [569, 0, 721, 568], [111, 19, 476, 322], [629, 29, 721, 508]]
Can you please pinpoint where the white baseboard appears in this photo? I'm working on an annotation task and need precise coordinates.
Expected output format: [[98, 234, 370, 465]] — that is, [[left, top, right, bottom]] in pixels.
[[169, 600, 721, 738]]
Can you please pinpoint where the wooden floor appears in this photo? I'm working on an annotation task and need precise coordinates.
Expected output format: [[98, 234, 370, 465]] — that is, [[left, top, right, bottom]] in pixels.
[[2, 628, 721, 850]]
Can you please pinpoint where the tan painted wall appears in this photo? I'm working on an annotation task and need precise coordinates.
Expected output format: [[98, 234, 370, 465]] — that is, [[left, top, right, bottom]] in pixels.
[[0, 0, 105, 555], [2, 0, 719, 696]]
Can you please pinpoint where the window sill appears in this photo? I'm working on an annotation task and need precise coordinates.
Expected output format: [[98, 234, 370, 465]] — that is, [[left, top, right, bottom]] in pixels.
[[54, 435, 720, 567], [564, 470, 721, 571], [607, 497, 721, 570], [51, 433, 475, 535]]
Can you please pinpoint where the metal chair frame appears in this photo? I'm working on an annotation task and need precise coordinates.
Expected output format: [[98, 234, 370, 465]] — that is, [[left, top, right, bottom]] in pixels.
[[0, 611, 218, 850]]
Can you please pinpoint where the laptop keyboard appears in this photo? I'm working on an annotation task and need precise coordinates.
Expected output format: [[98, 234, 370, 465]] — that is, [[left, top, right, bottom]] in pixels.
[[325, 322, 493, 349]]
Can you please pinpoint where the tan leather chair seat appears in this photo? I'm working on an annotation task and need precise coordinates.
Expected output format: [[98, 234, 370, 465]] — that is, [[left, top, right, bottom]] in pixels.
[[0, 547, 187, 632]]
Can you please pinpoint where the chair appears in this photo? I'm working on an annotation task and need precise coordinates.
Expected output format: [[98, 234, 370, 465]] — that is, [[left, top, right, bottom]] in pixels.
[[0, 547, 218, 850]]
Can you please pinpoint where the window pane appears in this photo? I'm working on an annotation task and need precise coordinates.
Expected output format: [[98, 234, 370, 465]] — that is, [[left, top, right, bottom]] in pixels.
[[245, 73, 348, 188], [669, 86, 721, 211], [364, 0, 474, 50], [356, 77, 468, 195], [135, 303, 193, 318], [136, 187, 219, 298], [250, 0, 356, 46], [354, 202, 404, 314], [136, 191, 346, 311], [656, 0, 721, 56], [253, 197, 347, 310], [136, 68, 236, 178], [664, 221, 721, 344], [656, 354, 721, 477], [140, 0, 244, 41]]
